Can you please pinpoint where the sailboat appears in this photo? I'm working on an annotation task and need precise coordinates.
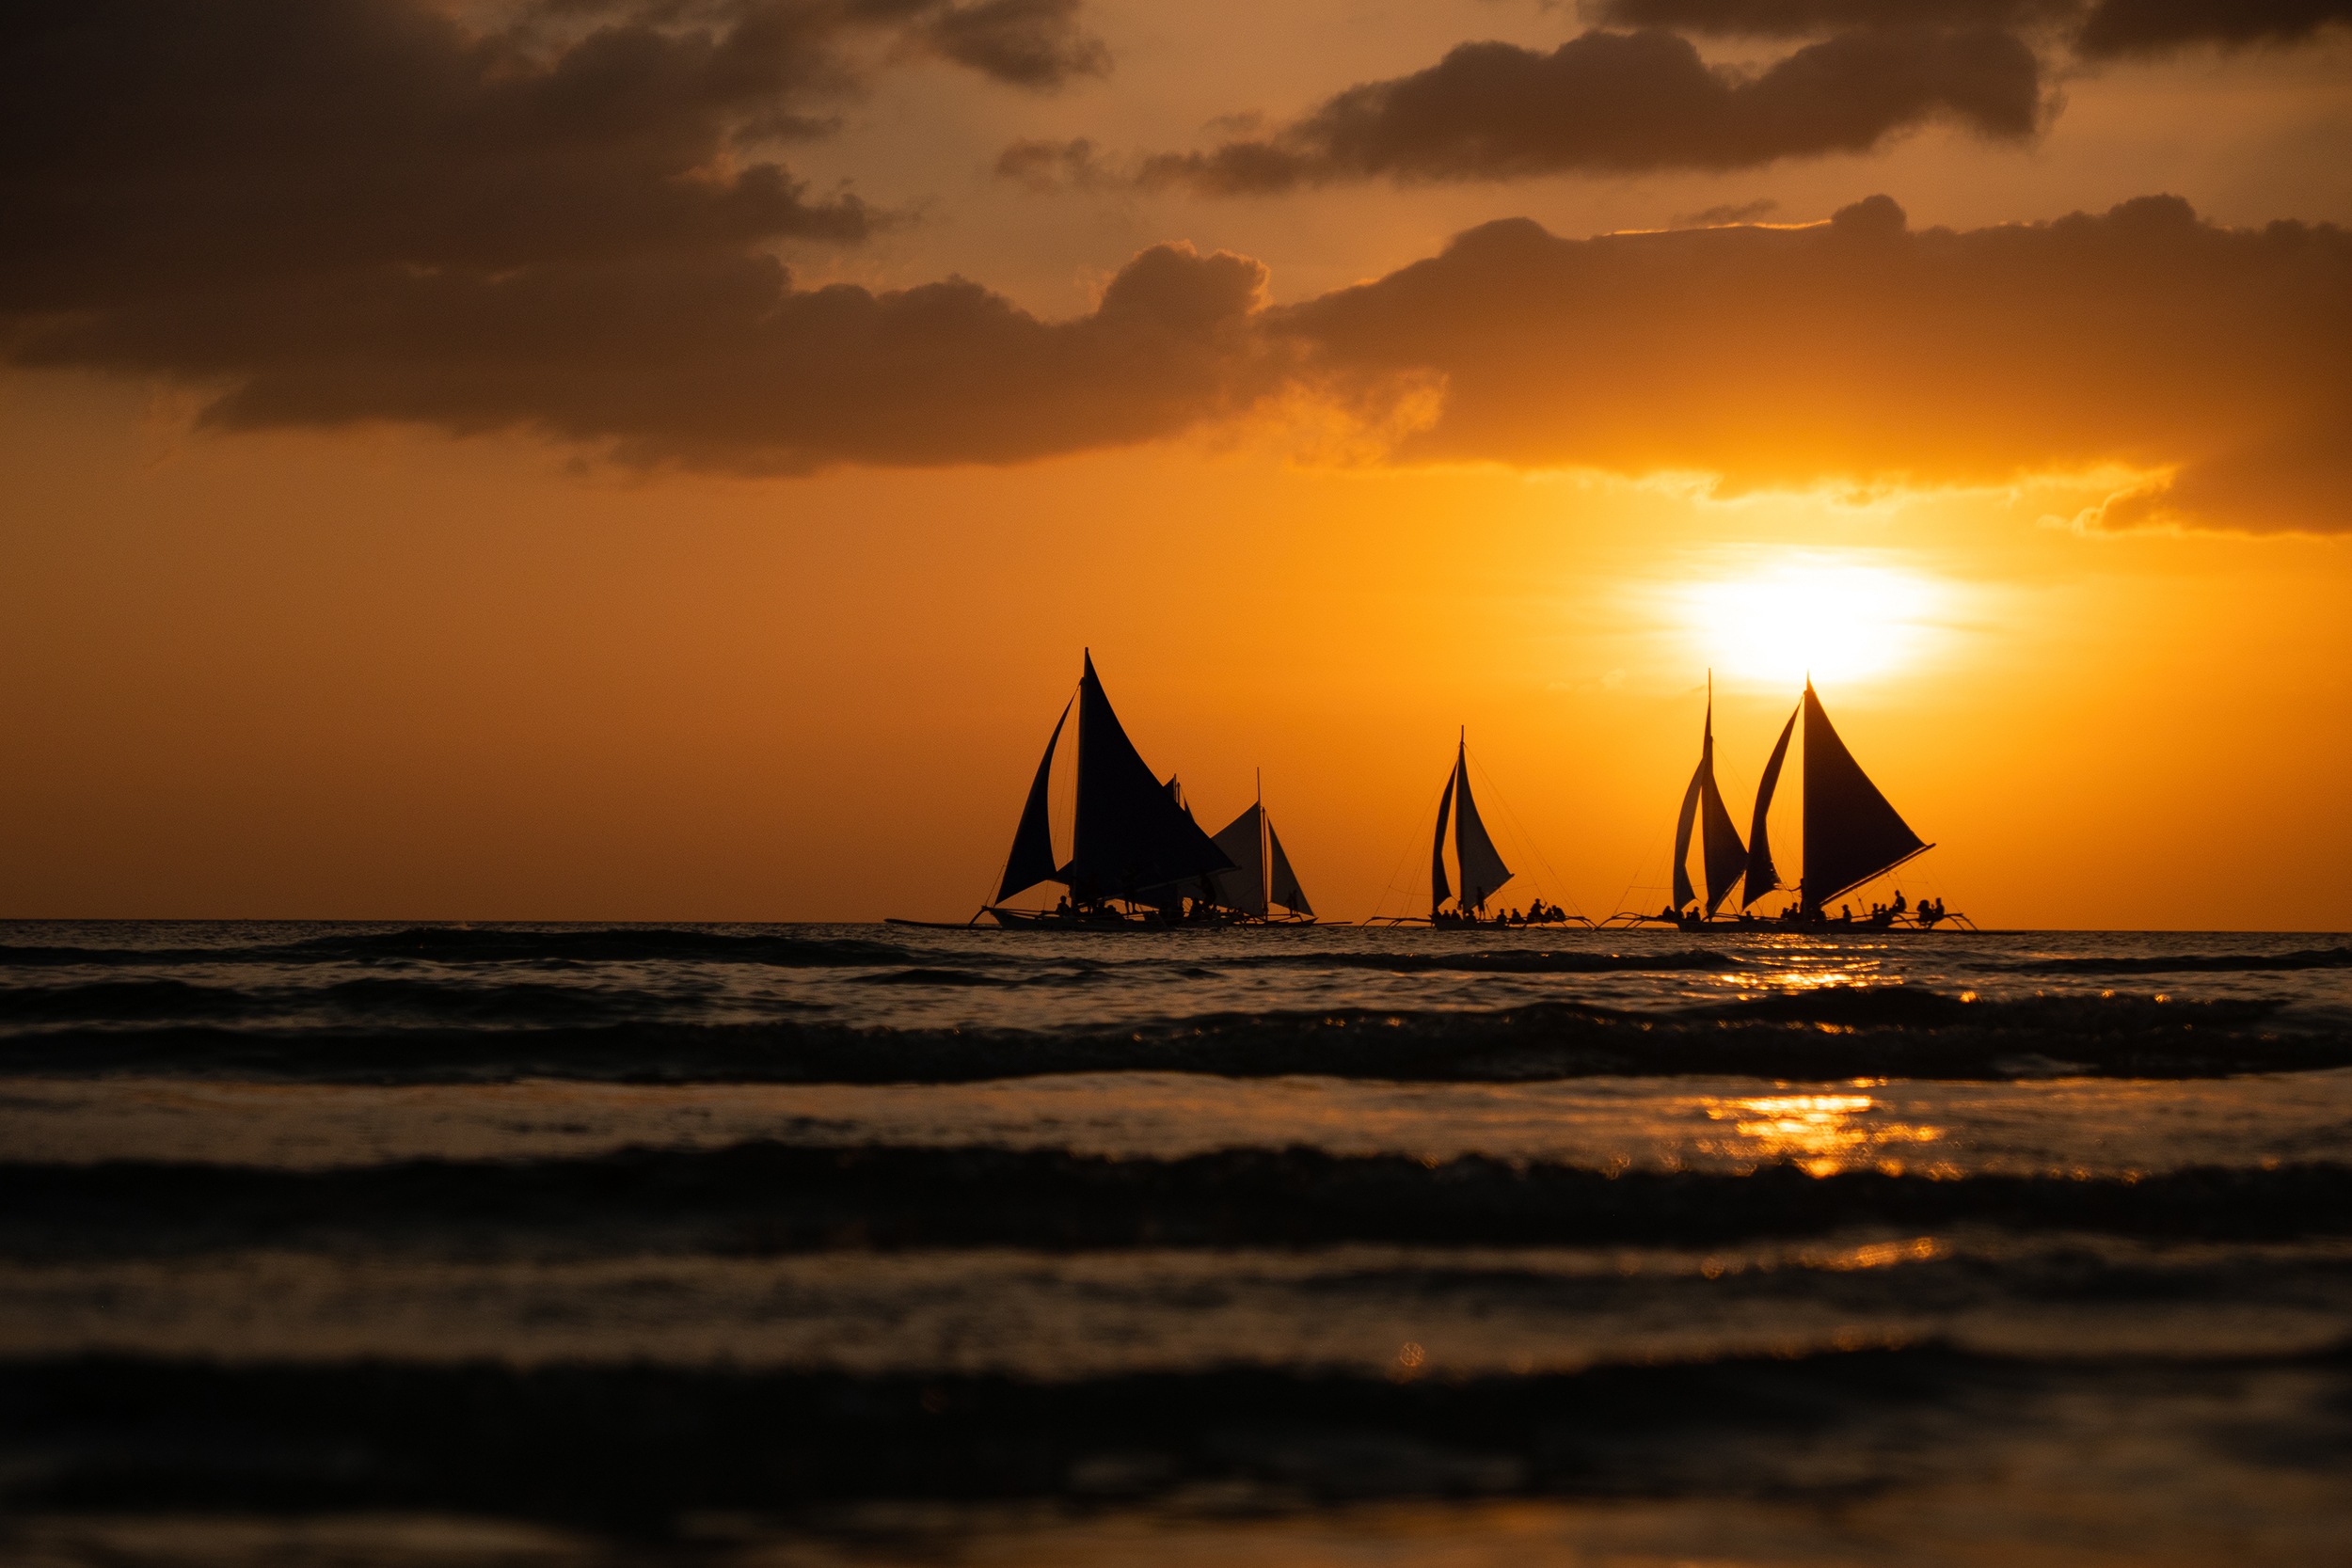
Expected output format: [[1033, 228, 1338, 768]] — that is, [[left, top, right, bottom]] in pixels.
[[1199, 774, 1317, 923], [1740, 678, 1940, 927], [1623, 678, 1949, 930], [1662, 676, 1750, 923], [1416, 731, 1574, 927], [1130, 773, 1319, 924], [940, 652, 1237, 929]]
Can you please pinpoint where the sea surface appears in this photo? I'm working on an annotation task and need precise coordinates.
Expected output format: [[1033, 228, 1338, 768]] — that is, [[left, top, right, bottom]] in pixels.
[[4, 920, 2350, 1565]]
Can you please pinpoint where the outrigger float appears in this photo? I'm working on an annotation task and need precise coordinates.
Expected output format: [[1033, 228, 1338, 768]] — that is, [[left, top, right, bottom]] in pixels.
[[1608, 677, 1972, 932]]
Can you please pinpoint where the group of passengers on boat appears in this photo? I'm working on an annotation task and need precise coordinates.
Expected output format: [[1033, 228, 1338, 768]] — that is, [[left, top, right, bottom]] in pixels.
[[1644, 889, 1963, 931], [1431, 899, 1571, 928]]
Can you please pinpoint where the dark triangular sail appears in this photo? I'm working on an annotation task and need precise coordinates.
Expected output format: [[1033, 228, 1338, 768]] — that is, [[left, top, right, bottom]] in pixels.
[[1742, 705, 1796, 908], [1800, 682, 1927, 911], [997, 697, 1071, 905], [1267, 816, 1312, 917], [1671, 696, 1748, 914], [1207, 803, 1268, 916], [1058, 653, 1233, 900], [1671, 764, 1702, 909], [1451, 744, 1513, 911], [1696, 706, 1749, 916], [1430, 768, 1454, 913]]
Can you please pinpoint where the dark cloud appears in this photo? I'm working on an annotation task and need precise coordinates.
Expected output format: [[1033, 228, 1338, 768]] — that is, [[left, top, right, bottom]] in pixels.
[[2, 0, 1161, 473], [925, 0, 1111, 87], [0, 0, 1109, 314], [1584, 0, 2352, 55], [1582, 1, 2065, 34], [2074, 0, 2352, 57], [1271, 196, 2352, 531], [1136, 27, 2043, 193], [1671, 198, 1782, 226], [15, 244, 1275, 472], [995, 136, 1108, 192]]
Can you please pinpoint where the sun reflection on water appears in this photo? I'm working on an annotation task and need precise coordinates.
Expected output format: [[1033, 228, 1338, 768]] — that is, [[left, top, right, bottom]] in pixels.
[[1705, 1092, 1944, 1176]]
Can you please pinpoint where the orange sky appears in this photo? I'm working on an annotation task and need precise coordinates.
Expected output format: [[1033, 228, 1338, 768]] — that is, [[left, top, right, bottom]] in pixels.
[[4, 0, 2348, 927]]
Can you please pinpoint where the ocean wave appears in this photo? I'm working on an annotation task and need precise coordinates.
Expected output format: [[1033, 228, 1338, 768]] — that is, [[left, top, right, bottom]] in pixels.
[[0, 930, 1748, 985], [0, 926, 938, 970], [1216, 948, 1743, 975], [854, 968, 1009, 988], [8, 1146, 2348, 1258], [0, 975, 739, 1028], [4, 1346, 2344, 1528], [0, 989, 2337, 1084], [1979, 945, 2352, 975], [0, 979, 265, 1023]]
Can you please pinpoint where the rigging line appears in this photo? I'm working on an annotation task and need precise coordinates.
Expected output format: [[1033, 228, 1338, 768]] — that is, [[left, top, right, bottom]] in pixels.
[[1465, 746, 1582, 916], [1612, 839, 1665, 920], [1371, 792, 1441, 925], [1257, 765, 1268, 913]]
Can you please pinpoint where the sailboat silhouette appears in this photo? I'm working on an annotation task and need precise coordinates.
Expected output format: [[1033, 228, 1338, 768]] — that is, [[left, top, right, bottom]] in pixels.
[[890, 652, 1324, 929], [1625, 678, 1958, 930]]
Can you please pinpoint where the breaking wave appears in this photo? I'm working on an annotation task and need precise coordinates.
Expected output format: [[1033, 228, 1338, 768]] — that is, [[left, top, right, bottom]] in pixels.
[[1980, 945, 2352, 975]]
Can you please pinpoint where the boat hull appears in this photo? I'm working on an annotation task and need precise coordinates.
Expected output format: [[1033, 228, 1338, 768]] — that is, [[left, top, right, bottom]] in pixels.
[[977, 908, 1321, 931], [986, 908, 1163, 931], [1607, 912, 1978, 933]]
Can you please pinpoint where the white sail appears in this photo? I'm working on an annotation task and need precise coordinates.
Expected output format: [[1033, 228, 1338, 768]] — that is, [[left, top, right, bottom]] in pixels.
[[1267, 816, 1312, 917], [1206, 803, 1268, 915]]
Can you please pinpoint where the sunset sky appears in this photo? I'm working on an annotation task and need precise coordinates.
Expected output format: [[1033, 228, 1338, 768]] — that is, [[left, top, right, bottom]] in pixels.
[[5, 0, 2348, 927]]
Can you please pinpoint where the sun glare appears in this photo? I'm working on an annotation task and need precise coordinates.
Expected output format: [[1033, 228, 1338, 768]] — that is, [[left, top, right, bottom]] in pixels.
[[1669, 554, 1950, 687]]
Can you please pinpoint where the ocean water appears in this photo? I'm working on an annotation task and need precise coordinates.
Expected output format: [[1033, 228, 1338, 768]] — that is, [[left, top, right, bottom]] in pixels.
[[4, 920, 2349, 1566]]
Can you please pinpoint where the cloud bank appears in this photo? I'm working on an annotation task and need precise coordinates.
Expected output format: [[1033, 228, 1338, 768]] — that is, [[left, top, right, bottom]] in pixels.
[[2, 5, 2343, 529], [17, 244, 1273, 472], [1585, 0, 2352, 56], [1, 0, 1107, 311], [1120, 2, 2348, 195], [1274, 196, 2349, 532], [1136, 27, 2043, 192]]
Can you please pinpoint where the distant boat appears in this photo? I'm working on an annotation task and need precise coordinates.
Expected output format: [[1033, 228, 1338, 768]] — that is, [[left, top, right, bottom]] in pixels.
[[1624, 678, 1961, 930], [960, 652, 1233, 929], [1750, 678, 1952, 925], [1131, 773, 1319, 924], [1412, 732, 1578, 927], [1200, 775, 1317, 923], [1668, 675, 1750, 921]]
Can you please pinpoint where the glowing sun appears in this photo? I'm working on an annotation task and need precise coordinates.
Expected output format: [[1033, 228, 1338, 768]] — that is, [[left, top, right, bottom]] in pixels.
[[1669, 553, 1950, 687]]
